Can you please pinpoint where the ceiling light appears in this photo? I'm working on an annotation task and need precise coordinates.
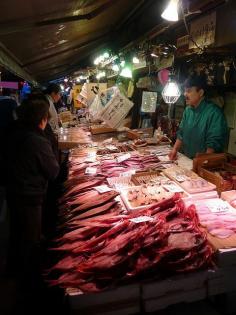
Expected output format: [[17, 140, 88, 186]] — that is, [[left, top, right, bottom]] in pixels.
[[132, 56, 140, 64], [120, 60, 125, 68], [162, 78, 181, 104], [151, 53, 159, 58], [96, 71, 106, 80], [112, 64, 120, 72], [120, 66, 132, 78], [58, 39, 68, 45], [161, 0, 179, 22], [64, 78, 68, 82], [103, 52, 109, 59]]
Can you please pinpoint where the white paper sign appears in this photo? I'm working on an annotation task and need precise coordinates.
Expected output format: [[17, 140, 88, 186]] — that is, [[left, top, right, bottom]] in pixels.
[[189, 12, 216, 49], [84, 157, 97, 163], [130, 216, 154, 223], [206, 200, 230, 213], [116, 153, 131, 163], [85, 167, 97, 175], [158, 155, 170, 162], [119, 170, 136, 177], [95, 185, 112, 193], [175, 175, 187, 182], [106, 145, 117, 151], [103, 138, 113, 144], [162, 163, 175, 169], [163, 183, 183, 193], [100, 90, 134, 128]]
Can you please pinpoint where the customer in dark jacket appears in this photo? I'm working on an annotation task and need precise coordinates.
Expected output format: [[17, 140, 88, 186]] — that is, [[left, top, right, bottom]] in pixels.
[[5, 94, 59, 311]]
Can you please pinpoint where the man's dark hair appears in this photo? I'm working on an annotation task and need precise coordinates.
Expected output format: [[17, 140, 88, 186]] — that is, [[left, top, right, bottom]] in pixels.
[[45, 83, 61, 95], [184, 75, 207, 91], [17, 93, 50, 127]]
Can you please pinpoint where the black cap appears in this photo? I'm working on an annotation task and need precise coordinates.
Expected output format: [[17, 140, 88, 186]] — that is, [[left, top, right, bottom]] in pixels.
[[184, 75, 207, 90]]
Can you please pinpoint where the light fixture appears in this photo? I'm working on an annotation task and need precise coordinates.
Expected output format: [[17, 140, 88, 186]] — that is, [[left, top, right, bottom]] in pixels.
[[132, 56, 140, 64], [161, 0, 179, 22], [151, 53, 159, 58], [60, 84, 65, 91], [103, 52, 109, 59], [162, 76, 181, 104], [96, 71, 106, 80], [120, 66, 132, 78], [112, 64, 120, 72], [120, 60, 125, 68], [64, 78, 68, 82]]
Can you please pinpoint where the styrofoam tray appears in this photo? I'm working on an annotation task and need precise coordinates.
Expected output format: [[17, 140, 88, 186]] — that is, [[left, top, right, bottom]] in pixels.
[[120, 185, 174, 211], [179, 180, 216, 194]]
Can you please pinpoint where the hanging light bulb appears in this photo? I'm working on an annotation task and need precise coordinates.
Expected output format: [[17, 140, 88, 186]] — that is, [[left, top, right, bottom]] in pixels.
[[162, 77, 181, 104], [161, 0, 179, 22]]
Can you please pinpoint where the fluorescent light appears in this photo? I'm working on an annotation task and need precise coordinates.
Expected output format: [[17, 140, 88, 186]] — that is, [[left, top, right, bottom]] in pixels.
[[120, 67, 132, 78], [161, 0, 179, 22], [162, 79, 181, 104], [151, 53, 159, 58]]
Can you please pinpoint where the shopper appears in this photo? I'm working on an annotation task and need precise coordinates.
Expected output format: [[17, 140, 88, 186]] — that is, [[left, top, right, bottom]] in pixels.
[[45, 83, 61, 130], [168, 76, 228, 160], [4, 94, 59, 311]]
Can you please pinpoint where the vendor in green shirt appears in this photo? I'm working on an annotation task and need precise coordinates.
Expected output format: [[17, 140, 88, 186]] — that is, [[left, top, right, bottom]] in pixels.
[[169, 76, 228, 160]]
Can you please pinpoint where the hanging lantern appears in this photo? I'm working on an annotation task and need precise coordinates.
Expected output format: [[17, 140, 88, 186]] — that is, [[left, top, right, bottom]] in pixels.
[[162, 78, 181, 104]]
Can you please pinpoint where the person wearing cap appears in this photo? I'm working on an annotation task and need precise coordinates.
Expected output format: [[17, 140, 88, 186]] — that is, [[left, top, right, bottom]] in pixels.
[[169, 75, 228, 160]]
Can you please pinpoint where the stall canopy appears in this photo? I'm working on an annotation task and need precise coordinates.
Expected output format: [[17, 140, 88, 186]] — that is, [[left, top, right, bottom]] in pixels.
[[0, 0, 228, 84]]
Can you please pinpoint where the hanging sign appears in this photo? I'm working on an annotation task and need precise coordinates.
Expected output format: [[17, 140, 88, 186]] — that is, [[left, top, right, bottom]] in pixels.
[[189, 12, 216, 49], [100, 90, 134, 128]]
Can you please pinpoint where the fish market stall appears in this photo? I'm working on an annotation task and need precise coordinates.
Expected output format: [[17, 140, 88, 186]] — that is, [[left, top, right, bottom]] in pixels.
[[43, 132, 236, 314]]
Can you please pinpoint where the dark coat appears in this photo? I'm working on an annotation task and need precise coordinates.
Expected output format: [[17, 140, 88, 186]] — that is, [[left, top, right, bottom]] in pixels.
[[4, 121, 60, 201]]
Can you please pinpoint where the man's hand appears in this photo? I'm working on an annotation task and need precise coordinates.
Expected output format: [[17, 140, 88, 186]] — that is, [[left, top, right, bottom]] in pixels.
[[168, 148, 178, 160]]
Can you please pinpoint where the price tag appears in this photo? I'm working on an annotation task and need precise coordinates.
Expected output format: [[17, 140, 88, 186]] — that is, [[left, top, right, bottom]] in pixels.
[[163, 183, 183, 193], [103, 138, 113, 144], [85, 157, 97, 163], [85, 167, 97, 175], [162, 163, 175, 169], [119, 170, 136, 177], [175, 175, 187, 182], [130, 216, 154, 223], [206, 200, 230, 213], [95, 185, 112, 193], [158, 155, 170, 162], [116, 153, 131, 163], [84, 152, 97, 163], [106, 145, 117, 150]]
